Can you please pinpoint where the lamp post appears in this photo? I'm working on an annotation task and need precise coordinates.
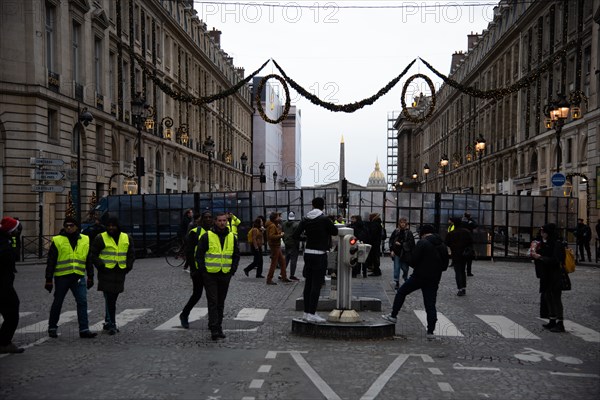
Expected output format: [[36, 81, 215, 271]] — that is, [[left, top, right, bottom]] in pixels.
[[203, 136, 215, 193], [544, 93, 574, 173], [412, 170, 418, 191], [283, 177, 288, 190], [131, 93, 153, 194], [273, 170, 278, 190], [423, 163, 430, 192], [75, 106, 93, 225], [240, 152, 248, 190], [475, 134, 486, 194], [259, 162, 265, 191], [108, 172, 136, 195], [440, 155, 449, 193]]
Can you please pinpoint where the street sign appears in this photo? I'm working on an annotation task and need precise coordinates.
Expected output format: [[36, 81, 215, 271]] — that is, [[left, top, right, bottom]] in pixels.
[[551, 173, 566, 187], [31, 170, 65, 181], [31, 184, 65, 193], [30, 157, 65, 166]]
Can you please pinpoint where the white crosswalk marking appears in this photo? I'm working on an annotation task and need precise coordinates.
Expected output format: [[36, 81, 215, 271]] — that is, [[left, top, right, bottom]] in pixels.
[[89, 308, 152, 331], [234, 308, 269, 322], [154, 308, 208, 331], [476, 315, 540, 339], [16, 311, 79, 334], [563, 320, 600, 343], [414, 310, 463, 337]]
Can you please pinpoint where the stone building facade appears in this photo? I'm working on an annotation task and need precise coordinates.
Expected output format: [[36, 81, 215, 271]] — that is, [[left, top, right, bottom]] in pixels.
[[0, 0, 253, 237], [394, 0, 599, 226]]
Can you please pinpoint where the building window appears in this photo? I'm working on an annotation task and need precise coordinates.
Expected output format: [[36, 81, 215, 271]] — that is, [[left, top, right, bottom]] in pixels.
[[95, 38, 102, 94], [45, 2, 56, 72], [109, 52, 115, 102], [72, 21, 81, 83], [48, 108, 59, 142]]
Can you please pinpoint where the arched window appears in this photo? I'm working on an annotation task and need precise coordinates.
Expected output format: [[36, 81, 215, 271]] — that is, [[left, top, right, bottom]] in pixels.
[[530, 151, 538, 173]]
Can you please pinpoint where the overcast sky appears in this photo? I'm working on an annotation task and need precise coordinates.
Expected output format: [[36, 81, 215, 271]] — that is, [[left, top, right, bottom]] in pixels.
[[194, 1, 498, 187]]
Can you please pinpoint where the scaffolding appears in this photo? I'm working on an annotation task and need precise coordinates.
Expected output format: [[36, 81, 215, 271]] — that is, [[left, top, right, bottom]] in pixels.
[[386, 111, 401, 190]]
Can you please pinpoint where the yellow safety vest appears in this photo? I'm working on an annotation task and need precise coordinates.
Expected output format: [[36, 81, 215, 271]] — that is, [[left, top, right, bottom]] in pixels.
[[448, 225, 455, 232], [202, 231, 234, 273], [190, 226, 207, 268], [52, 234, 89, 277], [228, 215, 240, 236], [11, 236, 16, 248], [99, 232, 129, 269]]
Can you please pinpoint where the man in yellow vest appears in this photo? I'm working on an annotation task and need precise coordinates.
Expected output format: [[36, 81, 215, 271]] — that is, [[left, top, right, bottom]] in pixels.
[[196, 212, 240, 340], [179, 210, 213, 329], [45, 217, 97, 339], [227, 212, 241, 236], [90, 217, 135, 335]]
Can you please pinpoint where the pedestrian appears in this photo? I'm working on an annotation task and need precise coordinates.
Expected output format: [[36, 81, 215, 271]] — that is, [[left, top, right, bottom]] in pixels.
[[187, 212, 200, 233], [227, 212, 241, 237], [179, 211, 213, 329], [196, 212, 240, 340], [573, 218, 592, 262], [13, 217, 22, 262], [292, 197, 338, 323], [462, 212, 478, 276], [389, 217, 416, 289], [179, 209, 193, 244], [0, 217, 25, 353], [334, 215, 345, 225], [82, 214, 106, 242], [530, 223, 567, 332], [349, 215, 369, 278], [265, 212, 291, 284], [445, 217, 473, 296], [89, 217, 135, 335], [243, 217, 265, 278], [45, 216, 97, 339], [382, 224, 449, 339], [366, 213, 383, 276], [283, 211, 300, 281]]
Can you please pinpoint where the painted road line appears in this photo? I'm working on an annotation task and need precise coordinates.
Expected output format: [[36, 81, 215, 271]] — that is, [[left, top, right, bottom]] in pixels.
[[258, 365, 272, 373], [429, 368, 443, 375], [453, 363, 500, 371], [234, 308, 269, 322], [249, 379, 264, 389], [563, 320, 600, 343], [549, 372, 600, 378], [154, 308, 208, 331], [414, 310, 463, 337], [360, 354, 410, 400], [476, 315, 540, 339], [438, 382, 454, 392], [16, 310, 78, 334], [289, 351, 342, 400], [90, 308, 152, 332]]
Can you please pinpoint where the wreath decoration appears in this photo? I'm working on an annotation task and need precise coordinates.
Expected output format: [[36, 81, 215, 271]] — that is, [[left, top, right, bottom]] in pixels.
[[255, 74, 291, 124], [401, 74, 436, 123]]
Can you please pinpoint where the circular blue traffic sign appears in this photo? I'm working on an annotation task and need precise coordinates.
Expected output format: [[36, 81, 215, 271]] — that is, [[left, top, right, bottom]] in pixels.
[[551, 173, 566, 187]]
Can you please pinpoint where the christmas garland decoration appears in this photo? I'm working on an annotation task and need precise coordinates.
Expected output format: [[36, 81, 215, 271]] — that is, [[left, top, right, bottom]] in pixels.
[[400, 74, 436, 123], [419, 39, 578, 100], [272, 58, 416, 113], [254, 74, 291, 124]]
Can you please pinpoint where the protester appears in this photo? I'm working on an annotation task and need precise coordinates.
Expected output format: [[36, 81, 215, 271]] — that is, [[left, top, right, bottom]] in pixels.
[[574, 218, 592, 262], [366, 213, 383, 276], [382, 224, 449, 339], [0, 217, 24, 353], [227, 212, 241, 237], [445, 218, 473, 296], [45, 217, 97, 339], [90, 217, 135, 335], [530, 223, 567, 332], [349, 215, 369, 278], [389, 217, 415, 288], [179, 209, 193, 243], [282, 211, 300, 281], [196, 212, 240, 340], [82, 214, 106, 242], [461, 213, 477, 276], [265, 212, 291, 285], [179, 211, 213, 329], [293, 197, 338, 323]]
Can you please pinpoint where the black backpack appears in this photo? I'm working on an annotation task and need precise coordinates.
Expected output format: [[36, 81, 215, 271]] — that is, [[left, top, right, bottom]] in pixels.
[[427, 236, 449, 271]]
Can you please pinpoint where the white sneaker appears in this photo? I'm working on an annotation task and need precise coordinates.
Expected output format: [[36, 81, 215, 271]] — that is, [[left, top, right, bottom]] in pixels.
[[307, 313, 326, 323], [302, 313, 310, 320]]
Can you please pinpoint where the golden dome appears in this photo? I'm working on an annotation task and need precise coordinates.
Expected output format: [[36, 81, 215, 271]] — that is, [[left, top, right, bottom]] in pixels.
[[367, 159, 386, 189]]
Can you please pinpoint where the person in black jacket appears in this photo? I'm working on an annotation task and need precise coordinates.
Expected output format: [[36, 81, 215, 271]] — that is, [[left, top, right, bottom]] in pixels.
[[349, 215, 369, 278], [293, 197, 338, 323], [0, 217, 24, 354], [382, 224, 449, 338], [389, 217, 416, 288], [445, 218, 473, 296], [530, 223, 567, 332], [366, 213, 383, 276]]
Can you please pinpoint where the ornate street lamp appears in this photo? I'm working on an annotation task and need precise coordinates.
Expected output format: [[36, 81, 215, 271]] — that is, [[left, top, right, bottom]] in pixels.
[[131, 93, 153, 194], [440, 155, 449, 193], [203, 136, 215, 193], [240, 153, 248, 190], [475, 134, 486, 194], [273, 170, 278, 190], [544, 93, 573, 173], [259, 162, 266, 191], [423, 163, 430, 192], [75, 106, 93, 225], [283, 177, 288, 190], [161, 117, 174, 140]]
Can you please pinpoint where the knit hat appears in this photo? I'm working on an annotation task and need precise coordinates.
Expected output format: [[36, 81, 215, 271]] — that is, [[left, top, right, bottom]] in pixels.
[[419, 224, 436, 236], [288, 211, 296, 221], [63, 216, 79, 227], [0, 217, 20, 233]]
